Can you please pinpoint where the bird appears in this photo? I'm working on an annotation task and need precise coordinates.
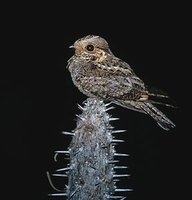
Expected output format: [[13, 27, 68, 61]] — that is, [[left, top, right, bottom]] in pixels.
[[67, 35, 175, 131]]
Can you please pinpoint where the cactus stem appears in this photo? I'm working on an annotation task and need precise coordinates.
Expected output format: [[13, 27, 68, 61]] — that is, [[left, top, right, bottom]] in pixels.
[[49, 98, 131, 199]]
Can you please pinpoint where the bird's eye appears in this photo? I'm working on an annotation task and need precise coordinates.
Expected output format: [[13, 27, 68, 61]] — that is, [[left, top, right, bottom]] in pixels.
[[86, 44, 94, 51]]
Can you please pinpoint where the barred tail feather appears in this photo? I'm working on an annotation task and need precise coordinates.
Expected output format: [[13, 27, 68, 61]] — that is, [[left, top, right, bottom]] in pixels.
[[138, 102, 176, 131]]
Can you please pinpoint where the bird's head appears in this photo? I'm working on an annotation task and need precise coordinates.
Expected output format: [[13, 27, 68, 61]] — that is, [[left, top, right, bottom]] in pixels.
[[69, 35, 113, 62]]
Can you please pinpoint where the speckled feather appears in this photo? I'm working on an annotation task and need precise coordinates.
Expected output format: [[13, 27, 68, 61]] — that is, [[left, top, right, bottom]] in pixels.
[[67, 35, 175, 130]]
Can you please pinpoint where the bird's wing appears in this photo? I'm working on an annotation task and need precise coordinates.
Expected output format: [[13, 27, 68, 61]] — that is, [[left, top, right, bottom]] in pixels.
[[80, 73, 147, 101], [96, 57, 135, 76]]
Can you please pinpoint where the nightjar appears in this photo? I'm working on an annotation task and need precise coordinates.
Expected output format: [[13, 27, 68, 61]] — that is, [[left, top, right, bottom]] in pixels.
[[67, 35, 175, 130]]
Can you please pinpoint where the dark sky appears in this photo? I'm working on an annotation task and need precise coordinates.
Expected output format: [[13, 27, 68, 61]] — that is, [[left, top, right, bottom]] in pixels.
[[1, 3, 187, 200]]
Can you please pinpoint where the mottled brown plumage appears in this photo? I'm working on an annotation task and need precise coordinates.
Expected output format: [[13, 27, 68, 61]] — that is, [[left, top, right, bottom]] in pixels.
[[67, 35, 175, 130]]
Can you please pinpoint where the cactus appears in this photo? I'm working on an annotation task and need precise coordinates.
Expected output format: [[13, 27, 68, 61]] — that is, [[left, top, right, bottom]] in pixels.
[[48, 98, 132, 199]]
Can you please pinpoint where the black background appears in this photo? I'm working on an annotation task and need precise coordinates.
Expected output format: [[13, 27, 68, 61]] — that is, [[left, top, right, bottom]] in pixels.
[[1, 2, 188, 200]]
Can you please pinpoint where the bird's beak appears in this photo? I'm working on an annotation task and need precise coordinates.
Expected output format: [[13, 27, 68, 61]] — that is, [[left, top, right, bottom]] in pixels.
[[69, 45, 75, 49]]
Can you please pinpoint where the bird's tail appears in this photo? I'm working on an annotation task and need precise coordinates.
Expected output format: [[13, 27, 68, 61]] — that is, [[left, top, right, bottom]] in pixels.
[[137, 101, 176, 131]]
